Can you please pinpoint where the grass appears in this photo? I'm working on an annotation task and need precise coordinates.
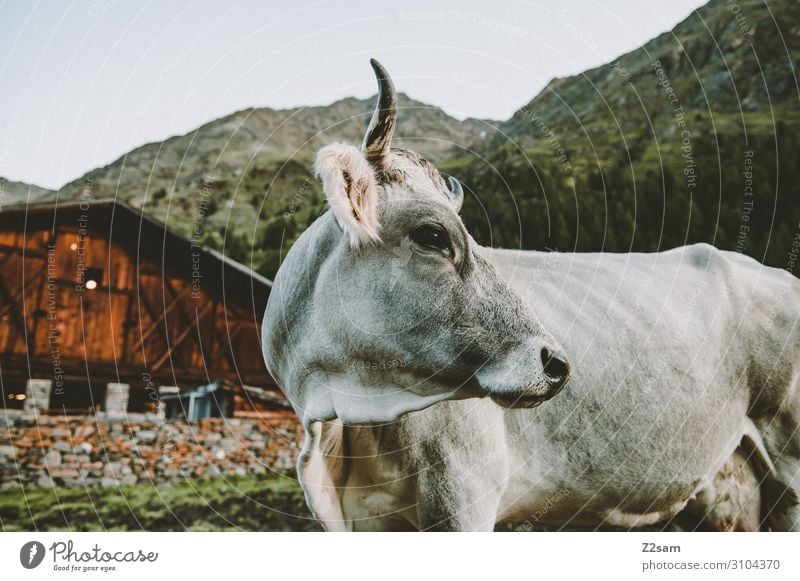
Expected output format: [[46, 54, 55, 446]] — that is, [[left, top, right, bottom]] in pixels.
[[0, 477, 683, 531], [0, 475, 320, 532]]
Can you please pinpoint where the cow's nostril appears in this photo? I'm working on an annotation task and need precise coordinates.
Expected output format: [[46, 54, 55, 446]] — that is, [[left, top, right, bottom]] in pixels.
[[541, 348, 570, 381]]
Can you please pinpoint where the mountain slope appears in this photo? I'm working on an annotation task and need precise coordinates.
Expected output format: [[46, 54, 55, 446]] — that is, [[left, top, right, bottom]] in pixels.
[[497, 0, 799, 157], [21, 0, 800, 279], [0, 178, 54, 207], [447, 0, 800, 268], [45, 94, 494, 277], [54, 93, 492, 210]]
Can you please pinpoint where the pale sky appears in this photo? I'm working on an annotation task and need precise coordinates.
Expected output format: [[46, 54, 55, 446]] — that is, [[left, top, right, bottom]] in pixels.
[[0, 0, 706, 190]]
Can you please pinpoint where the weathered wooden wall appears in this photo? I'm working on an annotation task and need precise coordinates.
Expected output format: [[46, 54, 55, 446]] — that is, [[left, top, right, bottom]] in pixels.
[[0, 201, 275, 412]]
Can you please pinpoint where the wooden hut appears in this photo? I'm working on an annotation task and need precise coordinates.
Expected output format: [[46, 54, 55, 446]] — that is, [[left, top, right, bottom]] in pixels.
[[0, 198, 285, 416]]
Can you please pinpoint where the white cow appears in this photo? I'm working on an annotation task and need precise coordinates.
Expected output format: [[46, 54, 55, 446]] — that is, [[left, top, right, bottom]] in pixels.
[[262, 60, 800, 531]]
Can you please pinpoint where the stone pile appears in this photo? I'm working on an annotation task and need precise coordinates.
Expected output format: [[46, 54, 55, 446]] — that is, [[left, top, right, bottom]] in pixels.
[[0, 412, 303, 489]]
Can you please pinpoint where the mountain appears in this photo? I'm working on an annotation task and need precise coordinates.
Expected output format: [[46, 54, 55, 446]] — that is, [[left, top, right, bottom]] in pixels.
[[446, 0, 800, 267], [45, 94, 494, 277], [500, 0, 799, 149], [17, 0, 800, 279], [0, 178, 54, 207], [53, 93, 493, 211]]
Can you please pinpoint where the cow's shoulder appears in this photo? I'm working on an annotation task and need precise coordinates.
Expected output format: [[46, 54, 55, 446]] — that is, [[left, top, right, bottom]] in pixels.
[[679, 242, 725, 269], [661, 242, 732, 279], [666, 243, 795, 301]]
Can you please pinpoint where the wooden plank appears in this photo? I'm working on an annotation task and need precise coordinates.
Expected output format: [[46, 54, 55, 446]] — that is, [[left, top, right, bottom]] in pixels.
[[0, 243, 47, 259], [135, 280, 192, 353], [0, 268, 41, 354], [150, 301, 213, 372], [0, 266, 45, 320]]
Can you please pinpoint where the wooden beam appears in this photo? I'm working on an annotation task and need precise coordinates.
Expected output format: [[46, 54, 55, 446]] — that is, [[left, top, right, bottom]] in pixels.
[[219, 317, 256, 376], [1, 352, 276, 390], [0, 270, 40, 354], [133, 271, 165, 359], [209, 300, 220, 363], [150, 301, 213, 372], [135, 282, 193, 353], [0, 243, 47, 259], [0, 267, 45, 320], [164, 277, 199, 328], [120, 261, 136, 364]]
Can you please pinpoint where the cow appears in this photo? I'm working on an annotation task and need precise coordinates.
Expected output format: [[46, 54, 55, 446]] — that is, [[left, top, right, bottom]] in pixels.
[[261, 59, 800, 531]]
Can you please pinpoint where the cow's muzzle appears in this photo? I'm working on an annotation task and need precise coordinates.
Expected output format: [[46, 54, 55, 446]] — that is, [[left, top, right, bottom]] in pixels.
[[483, 345, 572, 409]]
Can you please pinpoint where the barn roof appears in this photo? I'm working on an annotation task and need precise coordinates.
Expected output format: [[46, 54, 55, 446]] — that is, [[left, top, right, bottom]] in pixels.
[[0, 197, 272, 306]]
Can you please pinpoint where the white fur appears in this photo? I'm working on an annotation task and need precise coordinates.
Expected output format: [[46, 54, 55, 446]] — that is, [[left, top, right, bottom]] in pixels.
[[314, 143, 381, 247]]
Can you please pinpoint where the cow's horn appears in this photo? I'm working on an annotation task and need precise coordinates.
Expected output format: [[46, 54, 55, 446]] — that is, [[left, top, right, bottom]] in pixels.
[[362, 58, 397, 171]]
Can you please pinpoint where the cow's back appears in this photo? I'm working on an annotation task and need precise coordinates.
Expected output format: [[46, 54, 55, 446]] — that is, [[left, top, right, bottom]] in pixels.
[[483, 243, 799, 524]]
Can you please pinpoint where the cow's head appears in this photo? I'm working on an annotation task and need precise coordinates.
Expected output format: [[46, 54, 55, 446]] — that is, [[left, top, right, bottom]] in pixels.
[[263, 59, 570, 426]]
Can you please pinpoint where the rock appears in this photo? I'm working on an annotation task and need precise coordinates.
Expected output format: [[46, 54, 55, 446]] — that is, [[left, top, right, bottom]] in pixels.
[[74, 425, 95, 438], [134, 445, 154, 457], [51, 441, 72, 453], [120, 474, 137, 486], [44, 451, 62, 466], [136, 430, 157, 442], [14, 438, 34, 448], [1, 414, 303, 489], [0, 411, 20, 428], [79, 467, 96, 479], [103, 462, 122, 477], [37, 475, 55, 488], [50, 468, 80, 480]]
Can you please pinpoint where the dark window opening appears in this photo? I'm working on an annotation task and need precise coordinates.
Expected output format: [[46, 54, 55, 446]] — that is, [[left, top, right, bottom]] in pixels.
[[1, 383, 27, 410], [83, 266, 104, 290], [127, 386, 159, 414], [49, 381, 106, 414]]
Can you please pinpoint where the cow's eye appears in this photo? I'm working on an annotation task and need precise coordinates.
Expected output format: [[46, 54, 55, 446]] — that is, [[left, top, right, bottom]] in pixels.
[[410, 224, 452, 257]]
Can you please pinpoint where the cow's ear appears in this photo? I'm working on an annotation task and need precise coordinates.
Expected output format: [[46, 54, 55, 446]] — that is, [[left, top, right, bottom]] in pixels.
[[315, 143, 381, 247]]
